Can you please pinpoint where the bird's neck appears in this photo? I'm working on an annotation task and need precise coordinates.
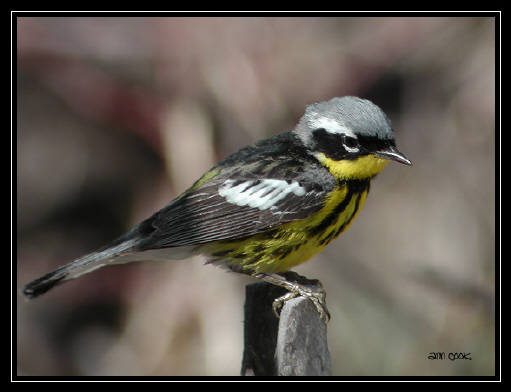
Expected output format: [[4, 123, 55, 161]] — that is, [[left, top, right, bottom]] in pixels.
[[314, 153, 389, 181]]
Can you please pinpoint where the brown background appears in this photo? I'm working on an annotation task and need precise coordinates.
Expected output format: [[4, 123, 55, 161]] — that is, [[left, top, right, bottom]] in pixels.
[[16, 15, 496, 376]]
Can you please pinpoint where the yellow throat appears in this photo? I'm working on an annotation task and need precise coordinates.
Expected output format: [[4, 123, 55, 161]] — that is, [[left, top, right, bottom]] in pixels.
[[315, 152, 390, 180]]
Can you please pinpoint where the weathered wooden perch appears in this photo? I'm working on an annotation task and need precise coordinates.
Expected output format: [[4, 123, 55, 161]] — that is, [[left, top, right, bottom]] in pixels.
[[241, 282, 332, 376]]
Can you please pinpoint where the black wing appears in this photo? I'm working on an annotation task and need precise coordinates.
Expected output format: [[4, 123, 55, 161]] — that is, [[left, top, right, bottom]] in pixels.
[[135, 133, 337, 250]]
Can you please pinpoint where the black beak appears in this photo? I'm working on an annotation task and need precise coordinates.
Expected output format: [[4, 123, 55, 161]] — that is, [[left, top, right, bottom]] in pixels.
[[374, 145, 412, 166]]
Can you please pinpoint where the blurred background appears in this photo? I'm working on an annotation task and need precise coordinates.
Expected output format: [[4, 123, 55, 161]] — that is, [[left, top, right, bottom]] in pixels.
[[16, 15, 496, 377]]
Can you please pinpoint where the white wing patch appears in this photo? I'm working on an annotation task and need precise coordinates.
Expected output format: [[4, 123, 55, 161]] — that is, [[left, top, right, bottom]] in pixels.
[[219, 179, 306, 210]]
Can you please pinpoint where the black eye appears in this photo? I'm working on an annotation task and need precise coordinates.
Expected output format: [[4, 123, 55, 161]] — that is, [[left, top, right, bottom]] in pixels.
[[342, 135, 359, 151]]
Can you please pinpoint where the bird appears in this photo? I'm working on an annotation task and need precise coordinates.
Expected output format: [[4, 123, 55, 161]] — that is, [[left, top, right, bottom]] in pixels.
[[21, 96, 411, 320]]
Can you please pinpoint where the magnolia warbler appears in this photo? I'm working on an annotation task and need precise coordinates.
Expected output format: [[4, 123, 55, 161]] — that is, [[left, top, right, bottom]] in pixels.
[[21, 96, 411, 320]]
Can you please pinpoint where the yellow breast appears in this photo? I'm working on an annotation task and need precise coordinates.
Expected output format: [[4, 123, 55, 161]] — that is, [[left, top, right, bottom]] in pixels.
[[206, 182, 369, 274]]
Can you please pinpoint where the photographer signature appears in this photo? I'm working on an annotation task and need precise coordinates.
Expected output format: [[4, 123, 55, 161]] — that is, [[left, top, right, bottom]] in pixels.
[[428, 352, 472, 361]]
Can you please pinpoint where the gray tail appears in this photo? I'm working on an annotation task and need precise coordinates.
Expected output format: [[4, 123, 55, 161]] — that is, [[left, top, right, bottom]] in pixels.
[[21, 236, 139, 299], [21, 264, 72, 299]]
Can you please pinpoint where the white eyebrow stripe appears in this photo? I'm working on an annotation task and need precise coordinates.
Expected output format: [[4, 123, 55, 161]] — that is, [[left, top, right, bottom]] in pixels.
[[310, 117, 357, 138], [219, 179, 306, 210]]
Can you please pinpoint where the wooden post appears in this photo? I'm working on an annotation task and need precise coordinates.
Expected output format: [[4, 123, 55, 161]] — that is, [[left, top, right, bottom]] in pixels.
[[241, 282, 332, 376]]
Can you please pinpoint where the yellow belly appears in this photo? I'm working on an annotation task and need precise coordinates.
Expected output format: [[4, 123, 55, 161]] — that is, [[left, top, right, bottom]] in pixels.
[[205, 183, 369, 274]]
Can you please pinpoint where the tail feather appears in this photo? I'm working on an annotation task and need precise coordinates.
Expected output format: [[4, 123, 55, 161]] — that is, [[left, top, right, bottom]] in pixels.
[[21, 237, 139, 299], [21, 265, 70, 299]]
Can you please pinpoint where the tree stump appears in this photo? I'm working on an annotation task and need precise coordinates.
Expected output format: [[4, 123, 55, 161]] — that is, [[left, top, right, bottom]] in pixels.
[[241, 282, 331, 376]]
